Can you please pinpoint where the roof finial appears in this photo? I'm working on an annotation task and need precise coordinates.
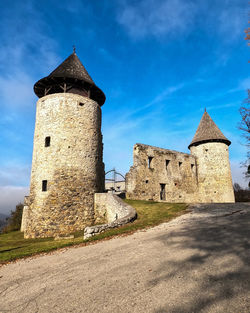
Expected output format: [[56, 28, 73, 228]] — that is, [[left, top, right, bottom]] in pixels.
[[73, 45, 76, 54], [205, 107, 206, 112]]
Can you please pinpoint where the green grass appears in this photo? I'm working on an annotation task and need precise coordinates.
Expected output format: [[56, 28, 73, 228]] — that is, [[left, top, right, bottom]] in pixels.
[[0, 200, 188, 264]]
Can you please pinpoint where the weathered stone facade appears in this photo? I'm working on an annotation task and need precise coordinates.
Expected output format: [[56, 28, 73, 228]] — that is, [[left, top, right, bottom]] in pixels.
[[24, 93, 105, 238], [126, 112, 235, 203], [190, 142, 235, 202], [126, 144, 198, 203]]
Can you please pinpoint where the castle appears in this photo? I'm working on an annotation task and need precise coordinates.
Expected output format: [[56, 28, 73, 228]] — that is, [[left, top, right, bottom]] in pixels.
[[126, 111, 235, 203], [21, 51, 235, 239]]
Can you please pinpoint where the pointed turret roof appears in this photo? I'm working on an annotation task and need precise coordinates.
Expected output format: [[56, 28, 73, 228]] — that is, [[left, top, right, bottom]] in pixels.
[[188, 111, 231, 149], [34, 51, 105, 106], [48, 52, 94, 85]]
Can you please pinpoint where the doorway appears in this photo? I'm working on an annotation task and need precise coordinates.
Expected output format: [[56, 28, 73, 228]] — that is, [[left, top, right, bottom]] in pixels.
[[160, 183, 166, 201]]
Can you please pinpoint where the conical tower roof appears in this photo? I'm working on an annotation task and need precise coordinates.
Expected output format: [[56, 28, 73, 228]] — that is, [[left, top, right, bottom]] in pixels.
[[48, 52, 94, 84], [34, 51, 105, 106], [188, 111, 231, 149]]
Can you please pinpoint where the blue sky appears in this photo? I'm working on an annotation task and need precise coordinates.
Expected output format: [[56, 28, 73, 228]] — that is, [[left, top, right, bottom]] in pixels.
[[0, 0, 248, 214]]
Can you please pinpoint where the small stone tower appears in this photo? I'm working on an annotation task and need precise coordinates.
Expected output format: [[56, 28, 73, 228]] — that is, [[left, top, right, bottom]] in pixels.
[[23, 50, 106, 238], [188, 111, 235, 202]]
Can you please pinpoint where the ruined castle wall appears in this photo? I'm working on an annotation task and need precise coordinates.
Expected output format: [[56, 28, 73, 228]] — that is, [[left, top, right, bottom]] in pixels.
[[190, 142, 235, 202], [24, 93, 105, 238], [126, 144, 198, 202]]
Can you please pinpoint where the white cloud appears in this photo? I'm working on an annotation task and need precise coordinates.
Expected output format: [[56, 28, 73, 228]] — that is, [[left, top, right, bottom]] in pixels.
[[118, 0, 197, 39], [0, 186, 29, 216], [0, 2, 60, 109], [217, 5, 247, 42], [0, 163, 30, 187], [0, 72, 34, 108]]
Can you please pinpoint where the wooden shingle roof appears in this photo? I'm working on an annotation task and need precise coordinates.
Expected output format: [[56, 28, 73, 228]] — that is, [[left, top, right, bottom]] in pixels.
[[34, 51, 105, 106], [188, 111, 231, 149], [48, 52, 94, 85]]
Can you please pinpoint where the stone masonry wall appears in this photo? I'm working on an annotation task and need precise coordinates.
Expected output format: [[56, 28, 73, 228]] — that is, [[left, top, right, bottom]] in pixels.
[[126, 144, 198, 202], [24, 93, 105, 238], [20, 196, 29, 232], [190, 142, 235, 202], [84, 193, 137, 239]]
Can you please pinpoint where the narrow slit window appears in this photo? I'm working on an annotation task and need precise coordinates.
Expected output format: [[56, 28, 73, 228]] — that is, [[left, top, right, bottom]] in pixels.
[[191, 164, 194, 172], [166, 160, 170, 171], [42, 180, 47, 192], [79, 102, 84, 106], [148, 157, 153, 169], [179, 162, 182, 168], [45, 136, 51, 147]]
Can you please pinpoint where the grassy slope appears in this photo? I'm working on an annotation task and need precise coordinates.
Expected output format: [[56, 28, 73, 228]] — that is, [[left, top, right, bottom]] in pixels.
[[0, 200, 188, 264]]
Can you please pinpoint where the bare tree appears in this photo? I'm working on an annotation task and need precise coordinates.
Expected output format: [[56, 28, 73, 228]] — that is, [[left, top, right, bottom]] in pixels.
[[239, 25, 250, 184]]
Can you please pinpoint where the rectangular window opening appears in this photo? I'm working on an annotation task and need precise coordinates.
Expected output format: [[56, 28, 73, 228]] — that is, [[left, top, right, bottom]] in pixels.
[[191, 164, 194, 172], [166, 160, 170, 171], [45, 136, 51, 147], [148, 156, 153, 169], [42, 180, 47, 192], [178, 162, 182, 168], [160, 183, 166, 201]]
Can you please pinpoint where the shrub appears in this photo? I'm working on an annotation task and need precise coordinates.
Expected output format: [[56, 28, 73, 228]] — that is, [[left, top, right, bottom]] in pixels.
[[233, 183, 250, 202], [2, 203, 23, 233]]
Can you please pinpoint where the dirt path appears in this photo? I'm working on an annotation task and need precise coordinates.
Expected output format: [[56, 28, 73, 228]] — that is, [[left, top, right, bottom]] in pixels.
[[0, 203, 250, 313]]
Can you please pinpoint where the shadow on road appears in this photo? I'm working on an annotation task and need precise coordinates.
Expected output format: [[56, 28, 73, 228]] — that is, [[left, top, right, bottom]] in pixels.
[[149, 204, 250, 313]]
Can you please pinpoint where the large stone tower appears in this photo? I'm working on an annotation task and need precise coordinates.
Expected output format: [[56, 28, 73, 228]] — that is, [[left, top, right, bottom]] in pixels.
[[23, 51, 106, 238], [188, 111, 235, 202]]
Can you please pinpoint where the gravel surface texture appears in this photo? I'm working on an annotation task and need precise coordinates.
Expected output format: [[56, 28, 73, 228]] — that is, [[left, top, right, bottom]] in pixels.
[[0, 203, 250, 313]]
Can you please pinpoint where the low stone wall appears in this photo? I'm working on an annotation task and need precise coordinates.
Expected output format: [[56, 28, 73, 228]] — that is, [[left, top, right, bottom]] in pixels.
[[84, 193, 137, 239], [20, 196, 29, 232]]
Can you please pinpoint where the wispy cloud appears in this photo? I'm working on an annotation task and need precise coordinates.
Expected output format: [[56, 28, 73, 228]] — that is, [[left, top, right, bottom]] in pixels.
[[217, 5, 247, 42], [117, 0, 197, 39], [205, 102, 240, 111], [117, 0, 247, 44], [103, 82, 185, 141], [0, 2, 59, 109], [0, 72, 34, 108], [227, 77, 250, 94]]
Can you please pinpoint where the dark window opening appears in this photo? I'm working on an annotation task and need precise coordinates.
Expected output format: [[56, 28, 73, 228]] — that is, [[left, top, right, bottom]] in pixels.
[[145, 180, 149, 184], [191, 164, 194, 172], [175, 182, 178, 186], [148, 157, 153, 169], [166, 160, 170, 170], [45, 136, 51, 147], [160, 184, 166, 201], [79, 102, 84, 106], [179, 162, 182, 168], [42, 180, 47, 192]]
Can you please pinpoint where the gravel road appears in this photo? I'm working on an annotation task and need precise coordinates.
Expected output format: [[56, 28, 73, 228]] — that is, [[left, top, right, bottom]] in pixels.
[[0, 203, 250, 313]]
